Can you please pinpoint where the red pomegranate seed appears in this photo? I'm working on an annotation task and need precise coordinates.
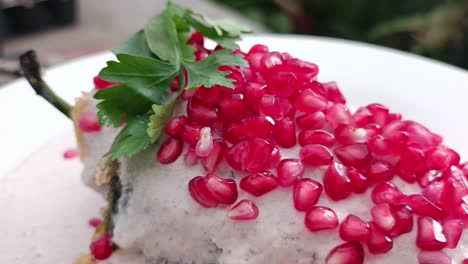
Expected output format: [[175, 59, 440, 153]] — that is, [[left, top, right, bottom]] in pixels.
[[440, 176, 468, 209], [418, 170, 443, 188], [90, 233, 113, 260], [326, 104, 352, 128], [181, 123, 202, 146], [325, 242, 364, 264], [226, 140, 250, 171], [244, 82, 267, 111], [365, 123, 382, 137], [371, 181, 405, 205], [293, 178, 323, 211], [353, 107, 373, 127], [426, 145, 460, 170], [323, 82, 346, 104], [93, 76, 116, 90], [259, 52, 285, 75], [219, 94, 250, 121], [201, 140, 227, 172], [204, 173, 238, 205], [371, 203, 396, 233], [296, 112, 327, 130], [240, 171, 278, 197], [259, 94, 285, 120], [366, 104, 389, 127], [244, 138, 274, 172], [188, 176, 218, 208], [243, 116, 275, 139], [295, 89, 328, 113], [406, 194, 446, 220], [157, 138, 183, 164], [287, 58, 319, 81], [195, 127, 213, 157], [165, 116, 188, 138], [248, 44, 269, 55], [323, 162, 352, 200], [79, 112, 102, 133], [335, 125, 369, 145], [194, 85, 225, 106], [223, 121, 247, 144], [187, 32, 204, 46], [181, 89, 196, 100], [300, 144, 334, 166], [422, 180, 444, 205], [366, 223, 393, 254], [459, 161, 468, 175], [442, 219, 463, 248], [195, 49, 209, 61], [187, 97, 218, 125], [268, 147, 281, 168], [398, 145, 427, 173], [88, 218, 101, 228], [266, 71, 298, 97], [277, 159, 304, 187], [304, 206, 339, 231], [227, 199, 259, 220], [367, 160, 394, 182], [334, 143, 371, 169], [63, 148, 78, 159], [339, 214, 370, 242], [404, 121, 442, 150], [367, 135, 392, 156], [464, 260, 468, 264], [388, 204, 413, 238], [417, 251, 452, 264], [184, 147, 199, 166], [273, 117, 297, 148], [298, 129, 335, 147], [347, 167, 368, 193], [416, 217, 447, 251]]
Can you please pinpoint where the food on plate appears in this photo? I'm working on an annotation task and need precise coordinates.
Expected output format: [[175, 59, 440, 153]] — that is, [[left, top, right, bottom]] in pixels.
[[20, 2, 468, 264]]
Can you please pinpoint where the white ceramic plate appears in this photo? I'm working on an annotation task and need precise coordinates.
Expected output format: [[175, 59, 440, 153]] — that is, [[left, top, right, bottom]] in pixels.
[[1, 35, 468, 263]]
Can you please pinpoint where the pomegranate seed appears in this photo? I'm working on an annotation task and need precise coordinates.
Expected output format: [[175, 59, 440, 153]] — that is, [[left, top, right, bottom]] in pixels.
[[187, 32, 204, 46], [323, 82, 346, 104], [442, 219, 463, 248], [88, 218, 101, 228], [63, 148, 78, 159], [259, 52, 285, 75], [335, 125, 369, 145], [347, 167, 368, 193], [326, 104, 352, 128], [293, 178, 323, 211], [219, 94, 250, 121], [195, 127, 213, 157], [418, 170, 443, 188], [353, 107, 373, 126], [184, 147, 199, 166], [404, 121, 442, 149], [204, 173, 238, 205], [417, 251, 452, 264], [300, 144, 334, 166], [223, 121, 247, 144], [227, 199, 259, 220], [243, 116, 275, 139], [366, 160, 394, 182], [440, 176, 468, 209], [244, 82, 267, 111], [365, 123, 382, 137], [304, 206, 339, 231], [426, 145, 460, 170], [181, 89, 195, 100], [201, 140, 227, 172], [323, 162, 352, 200], [287, 59, 319, 81], [157, 138, 183, 164], [90, 233, 113, 260], [248, 44, 269, 55], [422, 180, 444, 205], [298, 129, 335, 147], [226, 140, 250, 171], [416, 217, 447, 251], [366, 223, 393, 254], [259, 94, 284, 120], [244, 138, 274, 172], [406, 194, 446, 220], [195, 49, 209, 61], [240, 171, 278, 197], [371, 181, 405, 205], [366, 104, 389, 126], [181, 123, 202, 146], [367, 135, 392, 156], [194, 85, 225, 106], [165, 116, 188, 138], [339, 214, 370, 242], [371, 203, 396, 233], [79, 112, 101, 133], [325, 242, 364, 264], [266, 71, 298, 97], [388, 205, 413, 238], [295, 89, 328, 113], [398, 145, 427, 173], [334, 143, 371, 169], [188, 176, 218, 208], [93, 76, 116, 90], [277, 159, 304, 187], [459, 161, 468, 175], [296, 112, 327, 130], [187, 97, 218, 125], [268, 147, 281, 168], [272, 117, 297, 148]]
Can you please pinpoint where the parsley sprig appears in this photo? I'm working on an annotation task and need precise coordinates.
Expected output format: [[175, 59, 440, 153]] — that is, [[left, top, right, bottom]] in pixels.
[[95, 2, 250, 162]]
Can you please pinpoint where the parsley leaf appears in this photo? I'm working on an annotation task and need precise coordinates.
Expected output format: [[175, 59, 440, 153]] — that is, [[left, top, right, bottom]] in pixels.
[[98, 54, 179, 104], [106, 115, 152, 162], [147, 103, 174, 142], [94, 85, 152, 127], [114, 31, 153, 58], [183, 49, 248, 90]]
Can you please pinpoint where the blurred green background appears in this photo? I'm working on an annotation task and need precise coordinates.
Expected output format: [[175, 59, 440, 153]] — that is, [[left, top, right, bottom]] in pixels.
[[213, 0, 468, 69]]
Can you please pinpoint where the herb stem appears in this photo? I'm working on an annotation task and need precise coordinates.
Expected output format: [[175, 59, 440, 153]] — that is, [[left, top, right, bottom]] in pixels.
[[19, 50, 72, 118]]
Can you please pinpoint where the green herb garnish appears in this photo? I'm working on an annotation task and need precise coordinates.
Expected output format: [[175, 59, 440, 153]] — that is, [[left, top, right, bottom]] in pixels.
[[95, 2, 251, 162]]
